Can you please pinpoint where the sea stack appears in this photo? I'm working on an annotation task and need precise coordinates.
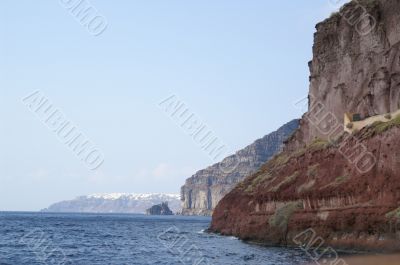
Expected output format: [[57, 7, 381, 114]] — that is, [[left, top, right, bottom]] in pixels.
[[146, 202, 174, 215]]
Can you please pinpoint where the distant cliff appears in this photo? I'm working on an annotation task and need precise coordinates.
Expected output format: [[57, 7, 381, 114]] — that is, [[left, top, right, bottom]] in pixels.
[[210, 0, 400, 252], [42, 193, 181, 214], [146, 202, 173, 215], [180, 119, 299, 216]]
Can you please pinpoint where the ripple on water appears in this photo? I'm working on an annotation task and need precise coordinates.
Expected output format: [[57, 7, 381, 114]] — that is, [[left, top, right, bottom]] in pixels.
[[0, 212, 312, 265]]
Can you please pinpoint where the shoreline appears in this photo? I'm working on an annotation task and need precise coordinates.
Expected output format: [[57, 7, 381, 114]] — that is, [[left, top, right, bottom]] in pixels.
[[206, 229, 390, 256], [319, 254, 400, 265], [212, 231, 400, 264]]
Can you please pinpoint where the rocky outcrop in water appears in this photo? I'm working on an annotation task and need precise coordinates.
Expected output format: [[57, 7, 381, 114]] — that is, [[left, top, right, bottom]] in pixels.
[[146, 202, 173, 215], [181, 119, 299, 216], [210, 0, 400, 252]]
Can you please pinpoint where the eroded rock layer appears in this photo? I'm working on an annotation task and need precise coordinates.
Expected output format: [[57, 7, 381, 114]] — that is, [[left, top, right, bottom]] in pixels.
[[210, 0, 400, 252], [181, 119, 299, 216], [287, 0, 400, 150], [210, 124, 400, 251]]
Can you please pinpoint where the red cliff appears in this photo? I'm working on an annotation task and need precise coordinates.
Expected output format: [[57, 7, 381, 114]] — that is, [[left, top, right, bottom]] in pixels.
[[210, 0, 400, 252]]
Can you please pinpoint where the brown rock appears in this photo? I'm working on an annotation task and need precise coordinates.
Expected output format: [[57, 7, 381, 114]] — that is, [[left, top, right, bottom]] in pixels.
[[181, 120, 299, 216], [287, 0, 400, 150], [210, 0, 400, 252], [210, 124, 400, 252]]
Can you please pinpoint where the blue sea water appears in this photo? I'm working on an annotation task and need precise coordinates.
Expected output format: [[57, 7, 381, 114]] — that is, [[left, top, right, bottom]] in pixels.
[[0, 212, 311, 265]]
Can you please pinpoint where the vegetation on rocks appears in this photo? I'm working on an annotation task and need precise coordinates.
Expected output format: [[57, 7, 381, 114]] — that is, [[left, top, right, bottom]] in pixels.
[[211, 0, 400, 252], [386, 207, 400, 220], [307, 164, 319, 177], [293, 138, 331, 158], [245, 172, 274, 193], [360, 114, 400, 139], [372, 114, 400, 134], [320, 174, 349, 190], [297, 179, 316, 194], [269, 201, 303, 229], [269, 171, 299, 192]]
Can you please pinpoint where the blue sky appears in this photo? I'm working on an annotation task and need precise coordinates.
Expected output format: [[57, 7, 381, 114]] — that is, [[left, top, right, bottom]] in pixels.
[[0, 1, 340, 211]]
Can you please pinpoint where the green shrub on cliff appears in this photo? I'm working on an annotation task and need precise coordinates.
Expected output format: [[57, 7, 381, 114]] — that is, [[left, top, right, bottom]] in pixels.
[[386, 207, 400, 220], [293, 138, 330, 158], [307, 164, 319, 177], [269, 171, 299, 192], [244, 172, 272, 193], [335, 175, 348, 183], [359, 114, 400, 140], [372, 114, 400, 134], [320, 174, 349, 190], [269, 201, 303, 229], [297, 179, 316, 194], [269, 153, 290, 169], [309, 138, 330, 150]]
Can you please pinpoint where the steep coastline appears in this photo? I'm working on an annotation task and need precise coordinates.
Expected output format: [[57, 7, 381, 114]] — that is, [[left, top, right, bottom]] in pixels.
[[210, 0, 400, 252], [181, 119, 299, 216], [211, 123, 400, 252]]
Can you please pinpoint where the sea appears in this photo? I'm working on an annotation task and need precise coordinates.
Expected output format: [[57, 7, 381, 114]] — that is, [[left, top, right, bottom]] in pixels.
[[0, 212, 312, 265]]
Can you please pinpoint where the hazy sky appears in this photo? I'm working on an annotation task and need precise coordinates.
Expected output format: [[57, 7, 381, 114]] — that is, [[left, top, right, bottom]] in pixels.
[[0, 1, 341, 211]]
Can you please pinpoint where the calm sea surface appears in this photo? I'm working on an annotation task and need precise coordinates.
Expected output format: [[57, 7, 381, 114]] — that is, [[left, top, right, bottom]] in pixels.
[[0, 212, 311, 265]]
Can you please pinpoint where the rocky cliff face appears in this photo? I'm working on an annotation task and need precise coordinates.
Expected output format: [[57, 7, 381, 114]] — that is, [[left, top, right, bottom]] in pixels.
[[211, 122, 400, 252], [210, 0, 400, 252], [287, 0, 400, 150], [181, 119, 299, 216]]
